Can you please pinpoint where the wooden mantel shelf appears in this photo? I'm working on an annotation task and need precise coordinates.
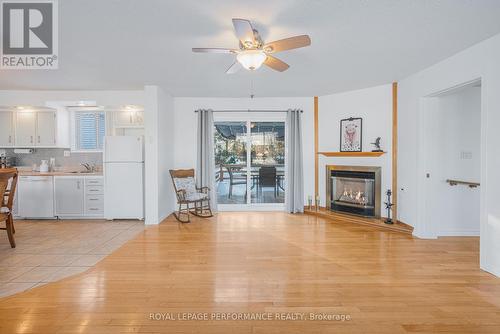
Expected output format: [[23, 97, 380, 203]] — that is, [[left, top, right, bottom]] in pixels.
[[318, 151, 386, 157]]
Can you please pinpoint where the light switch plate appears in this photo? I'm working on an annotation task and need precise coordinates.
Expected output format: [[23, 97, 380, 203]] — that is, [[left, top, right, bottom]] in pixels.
[[460, 151, 473, 159], [63, 150, 71, 157]]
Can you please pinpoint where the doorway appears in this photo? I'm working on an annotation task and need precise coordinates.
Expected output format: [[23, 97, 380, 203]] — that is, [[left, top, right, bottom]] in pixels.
[[422, 80, 481, 237], [213, 112, 286, 211]]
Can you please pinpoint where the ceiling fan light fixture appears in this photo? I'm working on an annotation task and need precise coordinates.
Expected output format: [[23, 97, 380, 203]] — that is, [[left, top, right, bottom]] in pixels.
[[236, 50, 267, 70]]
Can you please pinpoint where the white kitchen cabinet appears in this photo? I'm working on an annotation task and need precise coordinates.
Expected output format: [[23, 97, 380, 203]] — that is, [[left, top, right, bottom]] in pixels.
[[84, 177, 104, 216], [36, 111, 56, 146], [17, 176, 55, 218], [113, 110, 144, 128], [0, 112, 14, 147], [54, 177, 84, 216], [14, 111, 56, 147], [15, 112, 37, 147]]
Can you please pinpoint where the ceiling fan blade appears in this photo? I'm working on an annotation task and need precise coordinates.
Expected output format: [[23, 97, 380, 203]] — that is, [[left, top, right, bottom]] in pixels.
[[263, 35, 311, 53], [232, 18, 255, 46], [264, 55, 289, 72], [192, 48, 236, 54], [226, 61, 242, 74]]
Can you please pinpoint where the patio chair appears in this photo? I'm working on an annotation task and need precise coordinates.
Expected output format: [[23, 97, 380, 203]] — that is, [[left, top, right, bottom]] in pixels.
[[225, 165, 247, 199], [258, 166, 278, 198], [169, 169, 213, 223], [1, 168, 18, 248]]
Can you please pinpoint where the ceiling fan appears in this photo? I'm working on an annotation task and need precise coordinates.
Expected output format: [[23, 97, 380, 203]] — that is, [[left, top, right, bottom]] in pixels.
[[193, 18, 311, 73]]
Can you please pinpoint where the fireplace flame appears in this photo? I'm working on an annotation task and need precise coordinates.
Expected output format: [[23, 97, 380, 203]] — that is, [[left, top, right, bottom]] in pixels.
[[340, 187, 368, 205]]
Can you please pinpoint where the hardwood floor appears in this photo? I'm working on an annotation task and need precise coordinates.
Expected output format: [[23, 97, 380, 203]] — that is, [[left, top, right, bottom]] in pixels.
[[0, 212, 499, 333]]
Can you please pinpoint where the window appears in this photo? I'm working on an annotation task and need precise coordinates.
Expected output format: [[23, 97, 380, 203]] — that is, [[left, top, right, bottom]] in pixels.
[[74, 111, 106, 151]]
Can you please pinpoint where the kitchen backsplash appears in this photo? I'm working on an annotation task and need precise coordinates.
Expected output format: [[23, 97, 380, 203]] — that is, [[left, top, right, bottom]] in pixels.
[[1, 148, 102, 168]]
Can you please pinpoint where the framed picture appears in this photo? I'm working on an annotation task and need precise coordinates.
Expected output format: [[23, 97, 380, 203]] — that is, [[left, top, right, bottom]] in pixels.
[[340, 117, 362, 152]]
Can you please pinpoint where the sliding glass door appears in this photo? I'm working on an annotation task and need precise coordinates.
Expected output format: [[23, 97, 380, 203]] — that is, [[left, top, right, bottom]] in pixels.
[[214, 113, 286, 210], [214, 122, 248, 205], [250, 122, 285, 204]]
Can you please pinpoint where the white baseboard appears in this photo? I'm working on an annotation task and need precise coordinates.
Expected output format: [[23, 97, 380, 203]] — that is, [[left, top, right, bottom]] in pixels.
[[437, 230, 480, 237]]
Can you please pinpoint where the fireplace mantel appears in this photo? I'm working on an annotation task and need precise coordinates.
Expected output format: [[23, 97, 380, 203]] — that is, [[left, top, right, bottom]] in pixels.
[[318, 152, 386, 157]]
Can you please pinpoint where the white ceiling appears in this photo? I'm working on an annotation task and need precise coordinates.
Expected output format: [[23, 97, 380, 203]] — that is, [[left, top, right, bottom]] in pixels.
[[2, 0, 500, 97]]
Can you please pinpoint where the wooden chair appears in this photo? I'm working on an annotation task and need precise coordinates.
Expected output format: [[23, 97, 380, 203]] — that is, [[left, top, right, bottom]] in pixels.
[[169, 169, 213, 223], [1, 168, 18, 248]]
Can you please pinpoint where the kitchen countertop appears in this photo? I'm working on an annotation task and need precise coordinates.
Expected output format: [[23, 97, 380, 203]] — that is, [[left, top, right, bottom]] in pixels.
[[14, 167, 103, 177]]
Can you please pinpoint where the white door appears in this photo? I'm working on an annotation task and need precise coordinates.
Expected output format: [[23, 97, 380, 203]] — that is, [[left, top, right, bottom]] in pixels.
[[36, 112, 56, 146], [0, 112, 14, 146], [54, 177, 84, 216], [104, 136, 143, 162], [15, 112, 37, 146]]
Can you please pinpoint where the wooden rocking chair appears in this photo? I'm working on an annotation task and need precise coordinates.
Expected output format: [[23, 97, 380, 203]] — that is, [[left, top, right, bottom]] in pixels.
[[169, 169, 213, 223]]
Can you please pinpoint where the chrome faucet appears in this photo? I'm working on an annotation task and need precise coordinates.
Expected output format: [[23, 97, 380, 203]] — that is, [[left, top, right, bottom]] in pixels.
[[81, 163, 96, 173]]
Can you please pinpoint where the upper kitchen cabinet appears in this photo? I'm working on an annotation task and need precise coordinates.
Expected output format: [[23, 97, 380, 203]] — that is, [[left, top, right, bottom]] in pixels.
[[14, 111, 37, 146], [0, 111, 14, 147], [113, 108, 144, 128], [11, 109, 57, 147], [36, 111, 57, 146]]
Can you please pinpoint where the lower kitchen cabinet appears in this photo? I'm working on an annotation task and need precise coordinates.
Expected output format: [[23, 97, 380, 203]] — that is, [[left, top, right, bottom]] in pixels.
[[54, 176, 104, 218], [54, 177, 84, 216]]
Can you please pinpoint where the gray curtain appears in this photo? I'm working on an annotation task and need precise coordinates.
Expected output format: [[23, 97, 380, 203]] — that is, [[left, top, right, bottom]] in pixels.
[[196, 109, 217, 211], [286, 109, 304, 213]]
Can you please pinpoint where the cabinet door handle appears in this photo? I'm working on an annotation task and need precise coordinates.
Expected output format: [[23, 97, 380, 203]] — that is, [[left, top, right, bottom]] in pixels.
[[77, 181, 81, 189], [8, 135, 11, 143], [30, 136, 33, 143], [38, 135, 41, 143]]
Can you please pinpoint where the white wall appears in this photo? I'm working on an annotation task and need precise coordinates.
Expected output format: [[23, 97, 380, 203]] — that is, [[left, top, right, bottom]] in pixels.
[[398, 32, 500, 276], [318, 84, 392, 216], [0, 90, 144, 107], [144, 86, 175, 225], [157, 89, 175, 221], [424, 86, 481, 236], [173, 97, 315, 206]]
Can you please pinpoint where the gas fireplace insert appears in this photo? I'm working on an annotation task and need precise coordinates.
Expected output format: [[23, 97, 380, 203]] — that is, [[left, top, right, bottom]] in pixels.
[[326, 165, 381, 217]]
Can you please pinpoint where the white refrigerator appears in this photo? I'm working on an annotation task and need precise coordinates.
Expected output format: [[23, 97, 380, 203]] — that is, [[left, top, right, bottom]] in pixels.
[[104, 136, 144, 220]]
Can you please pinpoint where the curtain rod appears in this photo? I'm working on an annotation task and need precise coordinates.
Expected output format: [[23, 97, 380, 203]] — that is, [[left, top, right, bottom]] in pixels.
[[194, 109, 302, 113]]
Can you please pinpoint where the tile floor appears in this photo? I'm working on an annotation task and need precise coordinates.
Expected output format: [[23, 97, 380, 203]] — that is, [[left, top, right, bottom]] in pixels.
[[0, 219, 144, 298]]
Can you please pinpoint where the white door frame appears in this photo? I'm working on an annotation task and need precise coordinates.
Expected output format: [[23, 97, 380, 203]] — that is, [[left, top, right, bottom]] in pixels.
[[416, 78, 485, 239], [214, 112, 287, 212]]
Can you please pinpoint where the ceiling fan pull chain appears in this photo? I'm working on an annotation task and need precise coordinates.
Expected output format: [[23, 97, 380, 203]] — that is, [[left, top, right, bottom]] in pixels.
[[250, 76, 255, 99]]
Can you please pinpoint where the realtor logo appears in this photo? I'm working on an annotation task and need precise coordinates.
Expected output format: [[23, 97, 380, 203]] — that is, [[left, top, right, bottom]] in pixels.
[[1, 0, 58, 69]]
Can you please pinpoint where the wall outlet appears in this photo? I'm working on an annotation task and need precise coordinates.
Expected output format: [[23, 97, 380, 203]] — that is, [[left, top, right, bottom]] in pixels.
[[63, 150, 71, 157]]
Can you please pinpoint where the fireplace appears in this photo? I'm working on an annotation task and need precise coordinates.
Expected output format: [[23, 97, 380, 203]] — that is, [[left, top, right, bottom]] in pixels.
[[326, 165, 381, 217]]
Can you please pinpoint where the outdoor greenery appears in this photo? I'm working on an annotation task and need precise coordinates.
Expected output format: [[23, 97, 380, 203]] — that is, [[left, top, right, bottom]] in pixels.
[[214, 129, 285, 166]]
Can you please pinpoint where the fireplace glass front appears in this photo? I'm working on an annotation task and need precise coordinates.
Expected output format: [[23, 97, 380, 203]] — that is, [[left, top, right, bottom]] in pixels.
[[330, 170, 376, 217]]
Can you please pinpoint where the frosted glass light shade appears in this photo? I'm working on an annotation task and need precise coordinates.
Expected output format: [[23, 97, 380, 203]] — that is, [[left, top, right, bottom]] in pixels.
[[236, 50, 267, 70]]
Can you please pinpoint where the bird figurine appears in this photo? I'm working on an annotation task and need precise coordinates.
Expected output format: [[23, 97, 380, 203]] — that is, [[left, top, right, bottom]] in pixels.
[[371, 137, 383, 152]]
